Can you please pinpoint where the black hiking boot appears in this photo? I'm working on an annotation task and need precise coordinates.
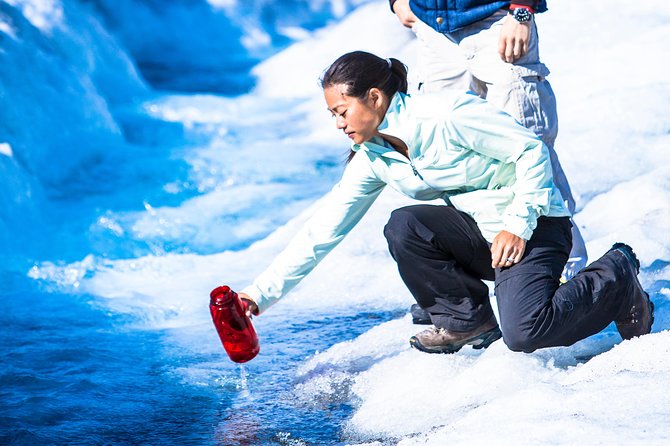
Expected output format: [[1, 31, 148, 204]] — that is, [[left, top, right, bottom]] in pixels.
[[610, 243, 654, 340], [409, 317, 502, 354], [410, 303, 432, 325]]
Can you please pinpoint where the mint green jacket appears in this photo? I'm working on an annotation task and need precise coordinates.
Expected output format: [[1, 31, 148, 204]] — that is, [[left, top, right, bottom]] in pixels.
[[242, 91, 570, 313]]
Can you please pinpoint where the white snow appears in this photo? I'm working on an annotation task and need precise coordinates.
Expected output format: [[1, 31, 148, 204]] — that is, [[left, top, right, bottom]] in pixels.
[[4, 0, 64, 32], [0, 142, 13, 157]]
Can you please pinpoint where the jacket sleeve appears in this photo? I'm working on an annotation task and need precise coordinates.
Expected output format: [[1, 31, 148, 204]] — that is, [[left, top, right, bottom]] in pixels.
[[393, 1, 541, 14], [510, 1, 539, 11], [392, 1, 541, 17], [446, 93, 555, 240], [241, 153, 386, 314]]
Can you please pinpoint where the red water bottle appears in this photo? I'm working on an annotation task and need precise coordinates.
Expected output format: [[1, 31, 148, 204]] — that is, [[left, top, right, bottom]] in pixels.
[[209, 285, 260, 363]]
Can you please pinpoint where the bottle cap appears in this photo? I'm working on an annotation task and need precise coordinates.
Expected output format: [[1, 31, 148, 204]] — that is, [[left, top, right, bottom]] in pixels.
[[210, 285, 235, 305]]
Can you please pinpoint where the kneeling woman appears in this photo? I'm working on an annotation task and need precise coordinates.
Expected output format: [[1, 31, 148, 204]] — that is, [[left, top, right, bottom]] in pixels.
[[237, 51, 653, 353]]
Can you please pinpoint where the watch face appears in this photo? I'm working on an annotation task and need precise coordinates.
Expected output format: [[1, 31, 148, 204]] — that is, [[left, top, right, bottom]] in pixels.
[[513, 8, 532, 23]]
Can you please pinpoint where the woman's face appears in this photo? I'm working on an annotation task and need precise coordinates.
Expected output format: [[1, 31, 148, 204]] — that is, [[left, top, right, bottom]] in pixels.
[[324, 84, 386, 145]]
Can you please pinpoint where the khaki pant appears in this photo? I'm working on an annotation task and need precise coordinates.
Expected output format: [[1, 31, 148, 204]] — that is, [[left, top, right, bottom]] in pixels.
[[411, 10, 587, 276]]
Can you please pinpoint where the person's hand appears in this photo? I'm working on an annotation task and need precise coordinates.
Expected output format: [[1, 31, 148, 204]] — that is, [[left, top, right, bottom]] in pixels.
[[498, 14, 531, 63], [491, 230, 526, 268], [392, 0, 417, 28], [238, 292, 259, 317]]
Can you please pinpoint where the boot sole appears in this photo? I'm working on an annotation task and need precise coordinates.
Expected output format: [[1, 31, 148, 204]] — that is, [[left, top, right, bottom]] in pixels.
[[612, 243, 640, 273], [409, 326, 502, 354]]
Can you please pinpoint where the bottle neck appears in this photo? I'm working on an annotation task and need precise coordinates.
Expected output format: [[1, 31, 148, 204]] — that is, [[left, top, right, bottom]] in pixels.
[[210, 285, 237, 306]]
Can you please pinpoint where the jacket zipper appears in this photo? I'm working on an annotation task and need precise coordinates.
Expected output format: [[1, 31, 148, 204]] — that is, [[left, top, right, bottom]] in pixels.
[[409, 158, 424, 180]]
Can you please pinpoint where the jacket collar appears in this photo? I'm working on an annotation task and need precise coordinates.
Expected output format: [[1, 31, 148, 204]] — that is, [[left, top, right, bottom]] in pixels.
[[377, 91, 407, 139], [352, 92, 409, 158]]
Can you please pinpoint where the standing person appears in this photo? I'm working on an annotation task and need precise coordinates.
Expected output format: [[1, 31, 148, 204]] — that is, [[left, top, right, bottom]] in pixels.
[[237, 51, 653, 354], [389, 0, 588, 283]]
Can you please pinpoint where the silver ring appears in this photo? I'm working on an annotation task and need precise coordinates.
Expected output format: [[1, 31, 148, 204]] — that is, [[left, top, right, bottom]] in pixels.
[[506, 258, 515, 263]]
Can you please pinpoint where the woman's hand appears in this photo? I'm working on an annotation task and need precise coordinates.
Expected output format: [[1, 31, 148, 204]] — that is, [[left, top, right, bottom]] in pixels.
[[238, 292, 259, 317], [491, 230, 526, 268]]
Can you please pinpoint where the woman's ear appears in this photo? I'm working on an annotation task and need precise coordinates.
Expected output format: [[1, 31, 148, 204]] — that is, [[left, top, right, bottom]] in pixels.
[[368, 87, 385, 109]]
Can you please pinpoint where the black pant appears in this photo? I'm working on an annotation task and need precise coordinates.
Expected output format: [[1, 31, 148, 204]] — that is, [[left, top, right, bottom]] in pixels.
[[383, 205, 634, 352]]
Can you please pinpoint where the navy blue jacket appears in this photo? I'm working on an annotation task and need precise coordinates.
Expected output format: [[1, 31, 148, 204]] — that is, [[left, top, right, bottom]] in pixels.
[[390, 1, 548, 33]]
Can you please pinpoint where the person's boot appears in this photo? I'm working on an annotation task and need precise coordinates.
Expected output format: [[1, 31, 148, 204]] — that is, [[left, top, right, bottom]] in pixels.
[[410, 304, 432, 325], [611, 243, 654, 340], [409, 317, 502, 354]]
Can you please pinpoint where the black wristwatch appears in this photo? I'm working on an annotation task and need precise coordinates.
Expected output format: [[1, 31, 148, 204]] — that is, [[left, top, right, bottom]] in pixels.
[[510, 7, 533, 23]]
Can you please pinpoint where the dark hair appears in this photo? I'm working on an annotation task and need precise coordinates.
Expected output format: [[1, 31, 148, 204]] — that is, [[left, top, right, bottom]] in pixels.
[[321, 51, 408, 162], [321, 51, 408, 98]]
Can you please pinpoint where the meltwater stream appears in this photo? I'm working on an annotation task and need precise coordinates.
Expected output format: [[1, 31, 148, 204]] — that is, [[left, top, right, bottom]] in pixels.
[[2, 271, 405, 444]]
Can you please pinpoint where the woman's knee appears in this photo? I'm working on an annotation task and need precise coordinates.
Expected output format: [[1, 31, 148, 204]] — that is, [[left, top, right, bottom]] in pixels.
[[498, 306, 547, 352], [500, 319, 551, 353], [502, 331, 541, 353]]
